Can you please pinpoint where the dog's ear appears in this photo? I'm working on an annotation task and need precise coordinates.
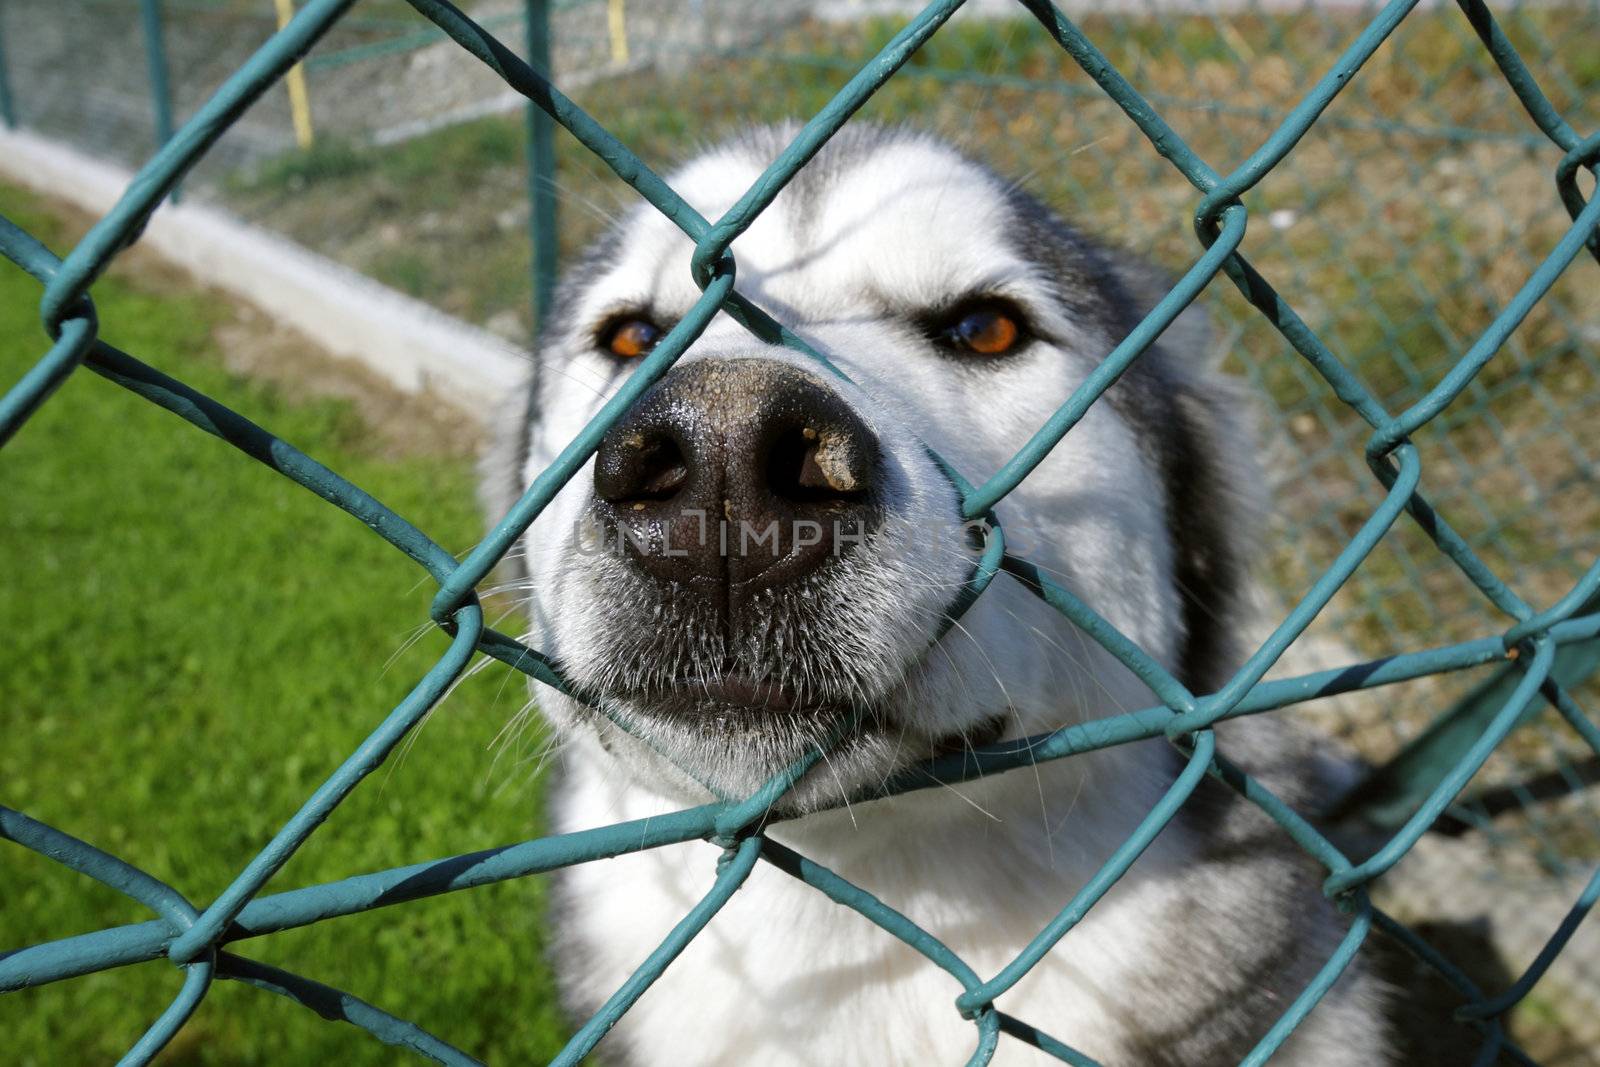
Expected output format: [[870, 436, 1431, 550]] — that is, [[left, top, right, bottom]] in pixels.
[[477, 370, 537, 589]]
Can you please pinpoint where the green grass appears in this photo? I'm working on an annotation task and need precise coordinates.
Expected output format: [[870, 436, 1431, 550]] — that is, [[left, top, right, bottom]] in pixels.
[[0, 183, 569, 1065]]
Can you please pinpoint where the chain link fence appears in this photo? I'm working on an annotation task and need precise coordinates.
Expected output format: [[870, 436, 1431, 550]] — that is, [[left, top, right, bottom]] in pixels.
[[0, 0, 797, 180], [2, 0, 1599, 1063]]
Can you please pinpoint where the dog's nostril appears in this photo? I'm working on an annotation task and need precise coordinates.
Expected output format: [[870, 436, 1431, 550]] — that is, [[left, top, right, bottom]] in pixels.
[[633, 438, 689, 500], [596, 432, 690, 505], [767, 425, 866, 505]]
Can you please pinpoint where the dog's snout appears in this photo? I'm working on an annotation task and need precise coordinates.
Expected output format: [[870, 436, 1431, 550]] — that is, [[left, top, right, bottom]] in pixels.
[[593, 358, 881, 598]]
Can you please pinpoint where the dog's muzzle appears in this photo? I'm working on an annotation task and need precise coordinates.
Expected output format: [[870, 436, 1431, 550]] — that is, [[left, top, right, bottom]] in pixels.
[[591, 357, 883, 616]]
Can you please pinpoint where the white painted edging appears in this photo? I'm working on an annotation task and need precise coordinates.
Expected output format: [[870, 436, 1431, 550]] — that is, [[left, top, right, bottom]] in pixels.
[[0, 127, 526, 418]]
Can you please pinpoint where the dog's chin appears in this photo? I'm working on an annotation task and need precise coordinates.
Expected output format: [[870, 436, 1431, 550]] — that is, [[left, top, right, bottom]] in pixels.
[[569, 679, 1011, 813], [634, 674, 857, 727]]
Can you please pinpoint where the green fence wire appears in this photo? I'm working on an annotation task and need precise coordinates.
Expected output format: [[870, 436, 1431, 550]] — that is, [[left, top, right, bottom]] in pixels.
[[2, 0, 1599, 1063]]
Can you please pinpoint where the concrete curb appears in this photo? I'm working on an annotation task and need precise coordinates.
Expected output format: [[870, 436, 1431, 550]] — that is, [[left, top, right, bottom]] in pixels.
[[0, 127, 527, 418]]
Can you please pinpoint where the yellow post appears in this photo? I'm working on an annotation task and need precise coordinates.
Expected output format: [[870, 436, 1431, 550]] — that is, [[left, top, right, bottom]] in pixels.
[[607, 0, 629, 66], [273, 0, 315, 150]]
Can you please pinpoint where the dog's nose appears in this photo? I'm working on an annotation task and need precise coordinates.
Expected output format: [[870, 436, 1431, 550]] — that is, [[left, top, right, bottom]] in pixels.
[[592, 358, 881, 598]]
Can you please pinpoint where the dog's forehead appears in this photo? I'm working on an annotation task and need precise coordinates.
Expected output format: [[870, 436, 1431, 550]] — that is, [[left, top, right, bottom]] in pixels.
[[579, 138, 1039, 323]]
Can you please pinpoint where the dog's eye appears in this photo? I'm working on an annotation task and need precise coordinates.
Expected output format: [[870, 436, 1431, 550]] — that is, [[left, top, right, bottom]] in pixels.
[[601, 317, 662, 359], [933, 302, 1024, 357]]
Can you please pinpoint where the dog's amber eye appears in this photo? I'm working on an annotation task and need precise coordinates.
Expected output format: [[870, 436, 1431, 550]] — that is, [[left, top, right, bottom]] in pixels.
[[603, 318, 661, 359], [936, 303, 1024, 356]]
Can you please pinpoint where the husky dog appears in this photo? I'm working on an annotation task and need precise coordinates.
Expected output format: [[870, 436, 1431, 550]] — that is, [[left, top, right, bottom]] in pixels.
[[482, 124, 1389, 1065]]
